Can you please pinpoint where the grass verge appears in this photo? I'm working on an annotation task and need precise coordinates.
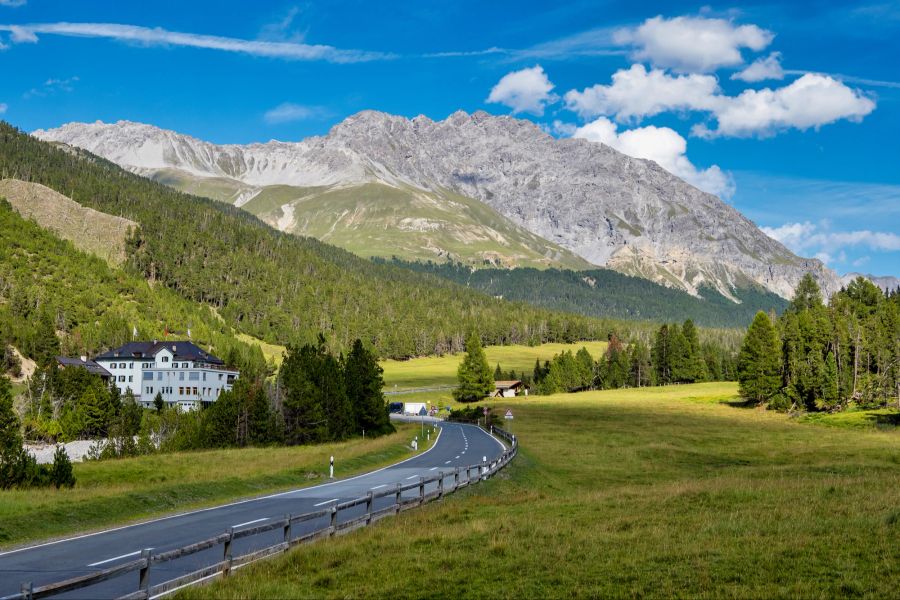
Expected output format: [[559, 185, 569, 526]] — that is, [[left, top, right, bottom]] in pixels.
[[181, 382, 900, 598], [0, 423, 431, 548]]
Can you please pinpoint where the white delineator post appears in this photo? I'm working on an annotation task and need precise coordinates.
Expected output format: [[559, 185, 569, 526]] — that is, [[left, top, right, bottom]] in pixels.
[[329, 455, 334, 479]]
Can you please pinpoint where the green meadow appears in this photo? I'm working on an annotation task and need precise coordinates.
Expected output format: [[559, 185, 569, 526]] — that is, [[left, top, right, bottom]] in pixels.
[[182, 382, 900, 598]]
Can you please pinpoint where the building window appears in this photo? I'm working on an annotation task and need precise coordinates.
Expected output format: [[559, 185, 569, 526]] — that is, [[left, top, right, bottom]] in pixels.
[[119, 376, 125, 382], [189, 372, 200, 381], [193, 387, 198, 395], [179, 372, 185, 381], [143, 372, 153, 381], [202, 372, 207, 381], [218, 374, 223, 381], [162, 356, 169, 363], [129, 363, 133, 369], [157, 372, 163, 381], [128, 376, 133, 382]]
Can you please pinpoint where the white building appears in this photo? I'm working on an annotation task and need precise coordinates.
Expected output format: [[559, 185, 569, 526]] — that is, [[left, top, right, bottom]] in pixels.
[[93, 341, 239, 410]]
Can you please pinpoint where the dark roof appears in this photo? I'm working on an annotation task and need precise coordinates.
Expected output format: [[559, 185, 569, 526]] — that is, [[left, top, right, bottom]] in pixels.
[[56, 356, 112, 377], [494, 380, 523, 389], [93, 341, 225, 365]]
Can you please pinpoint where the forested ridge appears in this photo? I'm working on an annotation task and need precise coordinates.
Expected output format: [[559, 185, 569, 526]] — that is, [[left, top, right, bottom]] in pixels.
[[384, 259, 789, 328], [0, 122, 617, 359]]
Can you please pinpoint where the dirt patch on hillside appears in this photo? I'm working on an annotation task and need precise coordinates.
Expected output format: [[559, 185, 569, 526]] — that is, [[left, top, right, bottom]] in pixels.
[[0, 178, 138, 265]]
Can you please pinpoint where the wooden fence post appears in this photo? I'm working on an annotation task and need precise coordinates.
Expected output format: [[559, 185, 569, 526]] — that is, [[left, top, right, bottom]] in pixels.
[[438, 472, 444, 498], [419, 477, 425, 503], [20, 582, 33, 600], [283, 514, 292, 548], [454, 467, 460, 489], [366, 491, 373, 524], [395, 482, 402, 513], [330, 505, 337, 535], [223, 527, 234, 577], [138, 549, 151, 597]]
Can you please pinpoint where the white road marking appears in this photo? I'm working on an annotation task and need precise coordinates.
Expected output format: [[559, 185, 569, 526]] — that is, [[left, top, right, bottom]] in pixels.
[[455, 455, 460, 459], [444, 460, 451, 464], [429, 467, 438, 471], [313, 498, 339, 507], [88, 548, 151, 567], [232, 517, 268, 528], [406, 475, 418, 480], [371, 484, 387, 490]]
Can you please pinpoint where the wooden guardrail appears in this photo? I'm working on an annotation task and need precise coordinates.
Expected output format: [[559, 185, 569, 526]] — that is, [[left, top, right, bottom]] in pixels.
[[3, 425, 517, 600]]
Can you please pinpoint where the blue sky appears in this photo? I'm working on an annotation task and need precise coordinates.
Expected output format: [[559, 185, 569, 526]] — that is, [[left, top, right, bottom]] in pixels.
[[1, 0, 898, 277]]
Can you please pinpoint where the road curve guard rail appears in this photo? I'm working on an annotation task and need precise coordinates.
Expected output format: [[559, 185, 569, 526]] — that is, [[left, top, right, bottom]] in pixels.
[[3, 425, 518, 600]]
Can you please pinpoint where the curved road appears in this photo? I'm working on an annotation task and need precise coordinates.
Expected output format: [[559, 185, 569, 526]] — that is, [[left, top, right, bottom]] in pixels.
[[0, 421, 505, 599]]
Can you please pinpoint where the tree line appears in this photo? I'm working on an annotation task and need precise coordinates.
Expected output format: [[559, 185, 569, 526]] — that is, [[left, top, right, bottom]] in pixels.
[[737, 275, 900, 411], [384, 258, 789, 329]]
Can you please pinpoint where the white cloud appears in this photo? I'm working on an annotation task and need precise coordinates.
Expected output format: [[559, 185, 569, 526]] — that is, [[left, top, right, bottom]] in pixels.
[[487, 65, 557, 115], [731, 52, 784, 82], [0, 0, 27, 7], [762, 220, 900, 262], [573, 116, 734, 198], [0, 22, 393, 63], [24, 75, 79, 99], [614, 15, 773, 73], [694, 73, 876, 138], [0, 102, 7, 114], [564, 64, 720, 121], [263, 103, 327, 124], [564, 67, 875, 137]]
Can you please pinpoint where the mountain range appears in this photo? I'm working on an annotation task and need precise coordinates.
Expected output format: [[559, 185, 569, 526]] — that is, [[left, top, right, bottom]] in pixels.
[[35, 110, 844, 302]]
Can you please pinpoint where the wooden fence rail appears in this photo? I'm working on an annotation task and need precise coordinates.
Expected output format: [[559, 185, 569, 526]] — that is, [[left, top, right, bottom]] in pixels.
[[3, 425, 517, 600]]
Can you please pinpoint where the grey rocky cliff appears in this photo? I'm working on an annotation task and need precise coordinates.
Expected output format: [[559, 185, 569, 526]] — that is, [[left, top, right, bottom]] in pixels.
[[34, 110, 841, 300]]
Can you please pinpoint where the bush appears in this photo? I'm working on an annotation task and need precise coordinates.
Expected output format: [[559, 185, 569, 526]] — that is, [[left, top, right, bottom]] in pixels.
[[50, 445, 75, 489]]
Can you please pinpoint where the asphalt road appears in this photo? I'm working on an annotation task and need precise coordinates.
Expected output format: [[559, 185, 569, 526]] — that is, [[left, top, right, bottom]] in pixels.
[[0, 420, 505, 599]]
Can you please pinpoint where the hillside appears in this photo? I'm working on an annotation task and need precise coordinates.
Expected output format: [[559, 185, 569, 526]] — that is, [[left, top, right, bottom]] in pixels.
[[0, 122, 612, 359], [35, 113, 841, 300], [0, 178, 137, 266], [0, 198, 263, 367], [388, 260, 789, 328]]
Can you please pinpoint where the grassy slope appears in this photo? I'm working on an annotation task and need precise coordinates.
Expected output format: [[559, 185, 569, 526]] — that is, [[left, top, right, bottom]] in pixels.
[[170, 174, 593, 271], [182, 383, 900, 599], [381, 341, 609, 390], [0, 423, 432, 547]]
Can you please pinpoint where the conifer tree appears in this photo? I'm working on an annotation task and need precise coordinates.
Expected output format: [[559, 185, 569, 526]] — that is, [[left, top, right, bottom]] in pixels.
[[345, 339, 393, 436], [453, 332, 494, 403], [738, 312, 782, 403]]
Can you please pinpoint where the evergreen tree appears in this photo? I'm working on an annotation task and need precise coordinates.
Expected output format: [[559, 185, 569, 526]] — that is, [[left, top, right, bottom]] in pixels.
[[738, 312, 782, 403], [819, 351, 840, 411], [494, 363, 503, 380], [120, 389, 143, 437], [50, 445, 75, 489], [453, 332, 494, 403], [790, 274, 824, 312], [280, 343, 327, 444], [680, 320, 708, 382], [344, 339, 393, 437], [32, 309, 60, 368], [628, 340, 652, 387], [653, 324, 672, 384], [153, 392, 164, 414]]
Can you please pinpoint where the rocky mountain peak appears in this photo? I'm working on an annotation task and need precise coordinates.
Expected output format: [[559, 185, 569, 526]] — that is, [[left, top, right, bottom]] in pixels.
[[33, 111, 842, 300]]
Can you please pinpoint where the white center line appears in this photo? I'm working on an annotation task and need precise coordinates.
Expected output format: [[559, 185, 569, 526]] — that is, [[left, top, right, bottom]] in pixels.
[[371, 484, 387, 490], [313, 498, 339, 507], [232, 517, 268, 528], [406, 475, 418, 480], [429, 467, 438, 471], [88, 549, 152, 567], [444, 460, 451, 464], [455, 455, 460, 459]]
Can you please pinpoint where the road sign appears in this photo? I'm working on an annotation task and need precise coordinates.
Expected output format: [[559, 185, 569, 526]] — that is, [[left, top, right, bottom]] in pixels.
[[483, 407, 489, 416], [504, 409, 514, 420]]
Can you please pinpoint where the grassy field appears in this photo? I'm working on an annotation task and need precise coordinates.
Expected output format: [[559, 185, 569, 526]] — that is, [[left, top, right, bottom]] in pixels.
[[382, 341, 608, 391], [181, 382, 900, 598], [0, 423, 432, 548]]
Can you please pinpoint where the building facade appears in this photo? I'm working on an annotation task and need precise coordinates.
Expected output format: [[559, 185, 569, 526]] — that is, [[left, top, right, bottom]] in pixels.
[[93, 341, 239, 410]]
